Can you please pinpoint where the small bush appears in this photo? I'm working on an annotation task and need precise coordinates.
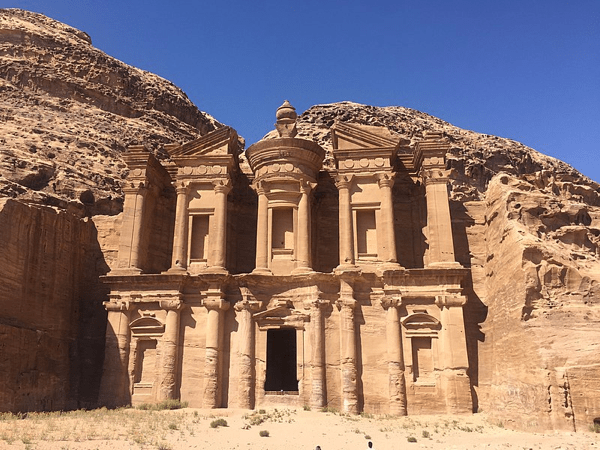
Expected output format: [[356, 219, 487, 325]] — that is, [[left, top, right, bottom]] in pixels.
[[258, 409, 266, 414], [168, 422, 178, 430], [136, 399, 188, 411], [591, 422, 600, 433], [407, 436, 417, 443], [364, 435, 371, 440], [210, 418, 228, 428], [303, 405, 311, 411], [157, 442, 173, 450], [422, 430, 430, 438], [259, 430, 270, 437]]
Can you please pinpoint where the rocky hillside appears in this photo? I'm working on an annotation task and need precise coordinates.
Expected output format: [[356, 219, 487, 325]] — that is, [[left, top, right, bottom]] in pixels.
[[0, 8, 222, 215]]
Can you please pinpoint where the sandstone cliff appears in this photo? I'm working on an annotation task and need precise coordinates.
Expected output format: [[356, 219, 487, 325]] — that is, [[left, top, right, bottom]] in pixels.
[[0, 8, 222, 215]]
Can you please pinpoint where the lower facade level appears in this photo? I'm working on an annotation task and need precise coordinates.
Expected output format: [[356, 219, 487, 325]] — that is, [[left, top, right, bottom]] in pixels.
[[99, 268, 472, 415]]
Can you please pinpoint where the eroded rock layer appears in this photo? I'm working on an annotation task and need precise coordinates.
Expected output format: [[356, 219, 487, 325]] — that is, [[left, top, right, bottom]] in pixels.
[[0, 8, 221, 214]]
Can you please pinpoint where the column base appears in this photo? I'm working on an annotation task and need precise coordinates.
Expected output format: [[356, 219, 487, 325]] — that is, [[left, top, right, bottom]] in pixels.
[[291, 266, 315, 275], [251, 267, 273, 275], [203, 266, 229, 275], [426, 261, 463, 269], [165, 266, 188, 274], [334, 264, 361, 276], [109, 267, 143, 276]]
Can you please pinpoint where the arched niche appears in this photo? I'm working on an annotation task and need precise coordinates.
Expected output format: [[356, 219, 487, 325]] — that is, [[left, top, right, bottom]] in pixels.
[[129, 315, 165, 402], [402, 313, 440, 384]]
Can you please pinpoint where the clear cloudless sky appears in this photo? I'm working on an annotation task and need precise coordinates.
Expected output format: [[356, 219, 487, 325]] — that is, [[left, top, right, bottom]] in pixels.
[[6, 0, 600, 180]]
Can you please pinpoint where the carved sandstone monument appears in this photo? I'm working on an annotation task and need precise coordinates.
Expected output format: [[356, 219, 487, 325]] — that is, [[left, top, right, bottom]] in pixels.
[[1, 9, 599, 434], [100, 101, 472, 415]]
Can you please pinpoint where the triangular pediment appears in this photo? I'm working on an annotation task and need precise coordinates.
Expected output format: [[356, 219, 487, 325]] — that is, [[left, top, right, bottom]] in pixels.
[[167, 126, 239, 158], [331, 122, 399, 150]]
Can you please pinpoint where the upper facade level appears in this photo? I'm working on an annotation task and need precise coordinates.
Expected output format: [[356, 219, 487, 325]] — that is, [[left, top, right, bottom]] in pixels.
[[109, 101, 460, 278]]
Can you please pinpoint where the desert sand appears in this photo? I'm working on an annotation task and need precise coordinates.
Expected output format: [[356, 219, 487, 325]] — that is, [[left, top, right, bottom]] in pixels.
[[0, 407, 598, 450]]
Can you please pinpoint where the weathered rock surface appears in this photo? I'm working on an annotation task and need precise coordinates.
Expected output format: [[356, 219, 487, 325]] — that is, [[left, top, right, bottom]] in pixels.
[[0, 8, 222, 214], [0, 198, 109, 411]]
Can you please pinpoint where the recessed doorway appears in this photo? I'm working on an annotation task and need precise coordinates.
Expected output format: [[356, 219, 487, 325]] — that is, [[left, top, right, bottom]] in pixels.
[[264, 328, 298, 392]]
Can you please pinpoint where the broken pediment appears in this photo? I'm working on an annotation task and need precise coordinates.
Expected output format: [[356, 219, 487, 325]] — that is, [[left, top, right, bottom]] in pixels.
[[331, 122, 400, 150], [253, 305, 310, 330], [167, 126, 239, 161]]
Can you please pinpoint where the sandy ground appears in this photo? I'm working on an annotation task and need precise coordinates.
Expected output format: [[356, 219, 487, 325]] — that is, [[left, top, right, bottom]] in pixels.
[[0, 408, 598, 450]]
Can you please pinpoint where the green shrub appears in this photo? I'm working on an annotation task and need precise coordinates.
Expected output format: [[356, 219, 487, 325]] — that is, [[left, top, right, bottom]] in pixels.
[[210, 418, 228, 428], [303, 405, 311, 411], [259, 430, 270, 437], [407, 436, 417, 443], [136, 399, 188, 411], [422, 430, 430, 438]]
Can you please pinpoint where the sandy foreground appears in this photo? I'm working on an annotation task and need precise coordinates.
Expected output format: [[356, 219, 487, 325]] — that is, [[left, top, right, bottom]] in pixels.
[[0, 407, 598, 450]]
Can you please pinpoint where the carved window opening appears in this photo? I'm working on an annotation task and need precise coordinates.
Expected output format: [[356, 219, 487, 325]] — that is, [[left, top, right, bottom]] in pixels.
[[272, 208, 294, 256], [190, 215, 210, 262], [356, 209, 377, 259], [264, 328, 298, 392]]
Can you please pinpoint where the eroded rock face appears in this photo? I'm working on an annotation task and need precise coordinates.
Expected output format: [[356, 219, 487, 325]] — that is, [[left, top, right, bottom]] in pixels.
[[0, 8, 222, 214], [0, 199, 109, 411]]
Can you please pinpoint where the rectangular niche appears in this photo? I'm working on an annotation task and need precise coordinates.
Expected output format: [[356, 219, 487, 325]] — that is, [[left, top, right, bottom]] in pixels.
[[271, 208, 294, 255], [411, 336, 434, 383], [190, 215, 210, 261], [264, 328, 298, 392], [133, 339, 158, 396], [356, 209, 377, 259]]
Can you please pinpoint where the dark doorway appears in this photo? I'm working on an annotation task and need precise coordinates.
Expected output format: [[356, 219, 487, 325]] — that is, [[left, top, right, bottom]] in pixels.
[[265, 328, 298, 392]]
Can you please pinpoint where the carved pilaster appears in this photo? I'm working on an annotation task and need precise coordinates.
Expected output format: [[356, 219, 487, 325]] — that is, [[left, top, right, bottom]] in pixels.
[[252, 181, 272, 274], [169, 182, 190, 272], [293, 179, 315, 274], [335, 174, 356, 270], [234, 289, 260, 409], [208, 178, 231, 273], [377, 173, 400, 266], [203, 290, 230, 408], [305, 294, 329, 409], [381, 296, 407, 416], [159, 300, 183, 401], [336, 275, 359, 414]]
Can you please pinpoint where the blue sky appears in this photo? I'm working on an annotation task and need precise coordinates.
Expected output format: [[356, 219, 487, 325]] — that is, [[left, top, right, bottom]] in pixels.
[[7, 0, 600, 181]]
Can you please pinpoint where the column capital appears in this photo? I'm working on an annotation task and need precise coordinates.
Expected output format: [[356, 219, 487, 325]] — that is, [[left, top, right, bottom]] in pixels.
[[203, 298, 230, 311], [103, 300, 131, 312], [174, 180, 190, 195], [299, 179, 316, 195], [213, 178, 232, 194], [335, 174, 354, 190], [160, 299, 184, 311], [122, 182, 147, 196], [252, 180, 270, 196], [336, 297, 357, 311], [435, 294, 467, 307], [420, 168, 450, 186], [380, 296, 402, 309], [234, 299, 261, 312], [304, 298, 330, 310], [376, 173, 395, 189]]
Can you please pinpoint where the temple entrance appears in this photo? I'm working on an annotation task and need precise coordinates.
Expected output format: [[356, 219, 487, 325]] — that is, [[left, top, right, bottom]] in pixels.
[[264, 328, 298, 392]]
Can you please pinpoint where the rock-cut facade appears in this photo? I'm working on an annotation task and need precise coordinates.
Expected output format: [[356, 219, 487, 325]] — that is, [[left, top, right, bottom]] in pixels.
[[99, 101, 472, 414]]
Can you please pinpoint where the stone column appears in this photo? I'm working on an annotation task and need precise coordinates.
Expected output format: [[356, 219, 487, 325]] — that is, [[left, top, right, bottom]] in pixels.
[[159, 300, 183, 401], [234, 292, 259, 409], [435, 295, 472, 413], [336, 175, 355, 269], [337, 276, 359, 414], [253, 182, 272, 274], [203, 292, 230, 408], [208, 180, 231, 272], [293, 180, 313, 274], [99, 301, 131, 407], [377, 174, 399, 265], [381, 297, 407, 415], [307, 297, 328, 409], [169, 182, 189, 272], [117, 185, 147, 272]]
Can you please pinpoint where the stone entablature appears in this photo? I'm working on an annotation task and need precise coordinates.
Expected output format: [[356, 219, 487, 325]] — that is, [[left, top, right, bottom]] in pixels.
[[101, 101, 472, 416]]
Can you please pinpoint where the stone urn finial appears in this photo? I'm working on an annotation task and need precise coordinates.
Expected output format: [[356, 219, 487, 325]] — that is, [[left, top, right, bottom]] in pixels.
[[275, 100, 298, 138]]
